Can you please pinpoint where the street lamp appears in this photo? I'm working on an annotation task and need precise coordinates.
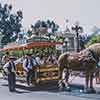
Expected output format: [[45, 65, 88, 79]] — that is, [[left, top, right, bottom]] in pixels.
[[65, 19, 70, 33], [72, 22, 83, 52]]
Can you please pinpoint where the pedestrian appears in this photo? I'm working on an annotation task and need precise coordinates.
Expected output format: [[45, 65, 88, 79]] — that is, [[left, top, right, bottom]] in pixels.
[[23, 53, 35, 86], [3, 56, 16, 92], [46, 54, 58, 65]]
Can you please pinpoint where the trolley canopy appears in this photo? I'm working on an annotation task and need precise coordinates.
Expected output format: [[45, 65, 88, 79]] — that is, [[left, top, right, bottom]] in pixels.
[[0, 42, 63, 52]]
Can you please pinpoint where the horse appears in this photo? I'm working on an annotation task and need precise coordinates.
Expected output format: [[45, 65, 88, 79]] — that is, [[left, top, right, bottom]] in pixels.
[[58, 43, 100, 93]]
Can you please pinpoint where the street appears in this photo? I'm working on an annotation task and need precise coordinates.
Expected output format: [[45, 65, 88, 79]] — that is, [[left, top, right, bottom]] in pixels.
[[0, 75, 100, 100]]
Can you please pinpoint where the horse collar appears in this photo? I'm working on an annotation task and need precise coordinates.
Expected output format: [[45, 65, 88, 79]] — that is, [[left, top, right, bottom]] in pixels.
[[88, 49, 99, 63]]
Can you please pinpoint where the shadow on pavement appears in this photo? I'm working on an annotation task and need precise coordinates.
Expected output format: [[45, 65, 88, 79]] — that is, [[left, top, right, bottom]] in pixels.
[[2, 82, 100, 99], [15, 84, 100, 100], [16, 81, 59, 92], [1, 81, 59, 93], [14, 89, 30, 94], [1, 84, 31, 94]]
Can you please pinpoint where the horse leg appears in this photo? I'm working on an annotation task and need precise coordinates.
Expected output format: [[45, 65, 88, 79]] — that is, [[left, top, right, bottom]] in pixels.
[[58, 68, 71, 91], [84, 73, 89, 93], [58, 67, 64, 90], [62, 68, 71, 91], [65, 69, 70, 86], [90, 73, 96, 93], [90, 73, 93, 88], [59, 66, 64, 82]]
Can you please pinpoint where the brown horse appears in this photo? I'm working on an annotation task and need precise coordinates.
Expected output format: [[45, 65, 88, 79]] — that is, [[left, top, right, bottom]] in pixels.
[[58, 43, 100, 93]]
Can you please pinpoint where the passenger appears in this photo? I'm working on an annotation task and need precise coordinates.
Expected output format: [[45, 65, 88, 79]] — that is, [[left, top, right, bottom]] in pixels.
[[36, 54, 45, 65], [23, 53, 35, 86], [35, 53, 41, 65], [53, 55, 58, 65], [2, 52, 10, 65], [46, 54, 58, 65], [43, 55, 48, 64], [3, 56, 16, 92], [39, 55, 44, 65]]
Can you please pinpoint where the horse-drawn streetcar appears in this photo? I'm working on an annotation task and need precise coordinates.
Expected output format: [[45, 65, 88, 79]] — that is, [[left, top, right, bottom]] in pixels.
[[0, 41, 63, 85]]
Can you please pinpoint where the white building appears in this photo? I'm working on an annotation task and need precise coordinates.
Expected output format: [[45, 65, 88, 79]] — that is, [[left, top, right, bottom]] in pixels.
[[63, 30, 76, 52]]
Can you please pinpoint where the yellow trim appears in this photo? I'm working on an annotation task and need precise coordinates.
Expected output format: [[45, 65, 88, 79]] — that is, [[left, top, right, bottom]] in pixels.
[[37, 76, 59, 81], [37, 67, 59, 72]]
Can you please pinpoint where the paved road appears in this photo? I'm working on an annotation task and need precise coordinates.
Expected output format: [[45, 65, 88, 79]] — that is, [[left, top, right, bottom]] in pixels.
[[0, 76, 100, 100]]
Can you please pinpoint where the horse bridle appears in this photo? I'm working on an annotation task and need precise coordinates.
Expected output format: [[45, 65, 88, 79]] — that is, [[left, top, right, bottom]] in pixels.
[[88, 49, 99, 63]]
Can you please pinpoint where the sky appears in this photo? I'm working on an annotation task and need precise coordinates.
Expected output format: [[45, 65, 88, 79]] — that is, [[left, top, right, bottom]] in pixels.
[[0, 0, 100, 33]]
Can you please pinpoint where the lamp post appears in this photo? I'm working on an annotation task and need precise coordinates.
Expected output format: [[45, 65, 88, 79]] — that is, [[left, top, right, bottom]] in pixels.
[[65, 19, 70, 33], [72, 22, 83, 52]]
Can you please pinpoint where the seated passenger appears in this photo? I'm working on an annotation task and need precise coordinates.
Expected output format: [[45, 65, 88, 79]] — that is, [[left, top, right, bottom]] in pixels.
[[35, 53, 41, 65], [2, 52, 10, 65], [46, 54, 58, 65]]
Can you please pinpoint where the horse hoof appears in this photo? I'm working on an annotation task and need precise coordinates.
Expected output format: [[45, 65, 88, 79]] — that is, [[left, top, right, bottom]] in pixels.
[[58, 84, 64, 91], [84, 88, 90, 93], [59, 87, 63, 91], [65, 86, 71, 92], [90, 88, 96, 93], [84, 88, 96, 93]]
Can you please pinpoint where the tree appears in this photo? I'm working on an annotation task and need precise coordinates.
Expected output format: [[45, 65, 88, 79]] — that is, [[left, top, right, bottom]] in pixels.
[[85, 26, 100, 44], [86, 35, 100, 47], [29, 19, 59, 37], [31, 20, 47, 36], [46, 19, 59, 33], [0, 3, 23, 46]]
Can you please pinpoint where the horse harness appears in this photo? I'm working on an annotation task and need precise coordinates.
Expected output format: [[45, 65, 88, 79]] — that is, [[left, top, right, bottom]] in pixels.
[[88, 49, 99, 63]]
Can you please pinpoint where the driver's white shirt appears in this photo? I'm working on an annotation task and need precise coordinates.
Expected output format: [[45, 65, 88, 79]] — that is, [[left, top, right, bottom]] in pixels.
[[3, 61, 15, 73]]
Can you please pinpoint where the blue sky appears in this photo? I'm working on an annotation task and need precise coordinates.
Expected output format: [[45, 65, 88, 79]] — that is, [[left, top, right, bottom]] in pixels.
[[0, 0, 100, 33]]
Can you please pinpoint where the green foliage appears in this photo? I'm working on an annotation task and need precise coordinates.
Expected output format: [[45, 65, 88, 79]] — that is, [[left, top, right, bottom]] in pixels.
[[9, 46, 56, 58], [56, 36, 64, 42], [86, 35, 100, 47], [28, 19, 59, 37], [0, 3, 23, 46], [10, 51, 24, 57]]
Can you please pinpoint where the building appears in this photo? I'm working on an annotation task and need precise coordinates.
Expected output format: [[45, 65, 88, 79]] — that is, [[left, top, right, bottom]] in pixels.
[[61, 20, 78, 53], [63, 31, 75, 52]]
